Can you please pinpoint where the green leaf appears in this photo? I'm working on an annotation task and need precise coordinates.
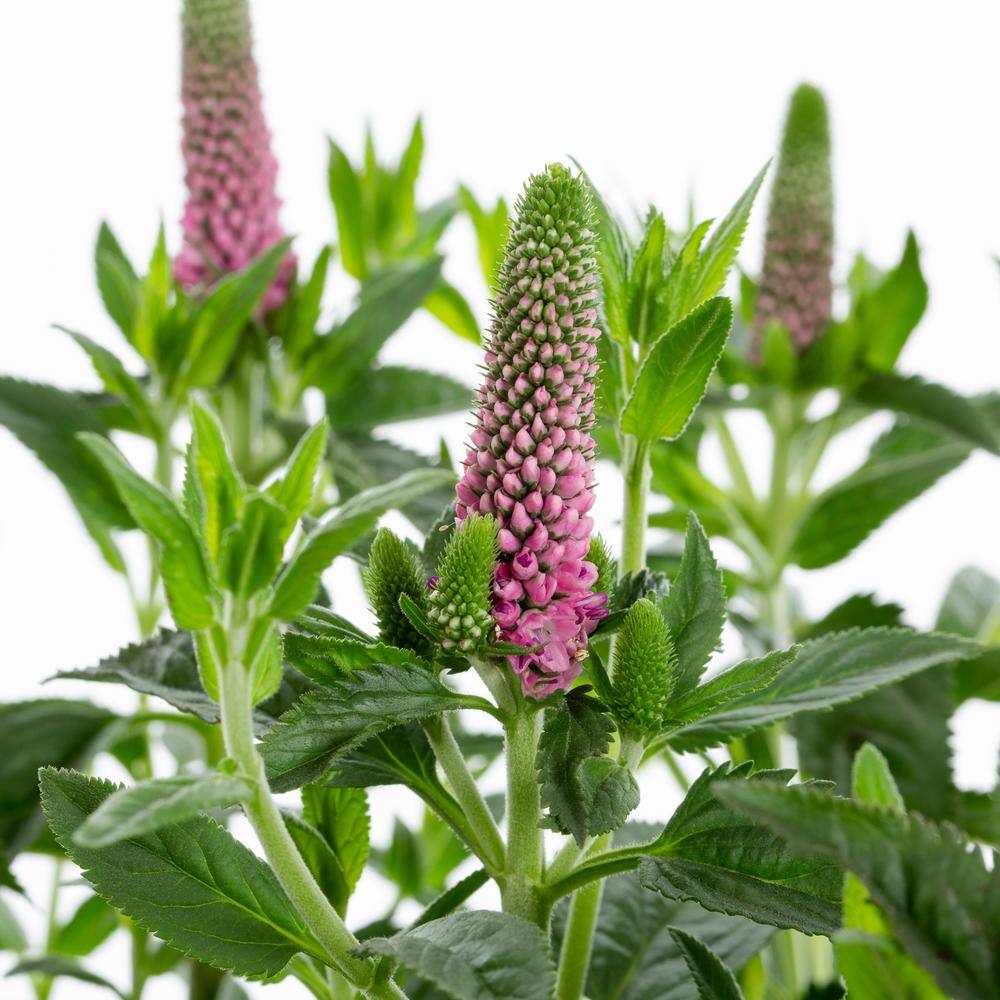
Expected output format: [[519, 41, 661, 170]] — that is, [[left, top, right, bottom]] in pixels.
[[358, 910, 556, 1000], [284, 245, 332, 358], [409, 869, 490, 930], [304, 257, 444, 394], [260, 662, 492, 791], [55, 629, 315, 732], [692, 163, 769, 306], [302, 785, 369, 895], [73, 772, 254, 848], [181, 239, 293, 390], [715, 779, 1000, 1000], [184, 398, 243, 566], [536, 688, 617, 845], [0, 893, 28, 952], [62, 328, 159, 437], [797, 593, 904, 641], [326, 722, 439, 789], [269, 467, 452, 620], [53, 894, 119, 957], [574, 757, 640, 837], [0, 377, 134, 569], [81, 433, 215, 629], [6, 956, 124, 997], [283, 632, 431, 683], [94, 221, 140, 339], [937, 565, 1000, 641], [855, 372, 999, 453], [628, 211, 669, 349], [40, 768, 323, 977], [132, 223, 170, 361], [851, 742, 905, 812], [667, 928, 745, 1000], [0, 700, 116, 857], [270, 419, 329, 543], [668, 627, 979, 752], [326, 365, 471, 429], [328, 138, 367, 279], [859, 231, 929, 371], [458, 185, 508, 285], [641, 763, 842, 936], [662, 514, 726, 696], [424, 280, 481, 343], [792, 421, 970, 569], [621, 297, 733, 446]]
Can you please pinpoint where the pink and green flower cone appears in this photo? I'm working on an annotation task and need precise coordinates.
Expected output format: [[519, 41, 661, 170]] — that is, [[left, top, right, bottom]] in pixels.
[[455, 165, 607, 697], [175, 0, 294, 310], [755, 83, 834, 351]]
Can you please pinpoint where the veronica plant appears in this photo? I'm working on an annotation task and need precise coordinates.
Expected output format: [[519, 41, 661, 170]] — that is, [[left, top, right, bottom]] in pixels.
[[3, 165, 993, 1000]]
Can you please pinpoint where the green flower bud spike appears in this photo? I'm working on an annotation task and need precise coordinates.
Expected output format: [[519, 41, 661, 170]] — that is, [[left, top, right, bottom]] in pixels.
[[610, 598, 676, 738], [427, 514, 499, 653], [362, 528, 431, 653]]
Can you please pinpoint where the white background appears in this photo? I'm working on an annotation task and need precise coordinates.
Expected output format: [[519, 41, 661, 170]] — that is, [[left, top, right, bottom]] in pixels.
[[2, 2, 999, 996]]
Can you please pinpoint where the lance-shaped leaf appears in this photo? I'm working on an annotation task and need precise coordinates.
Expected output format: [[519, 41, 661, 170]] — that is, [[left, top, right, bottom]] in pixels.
[[40, 768, 323, 977], [327, 138, 367, 279], [716, 778, 1000, 1000], [792, 421, 970, 569], [95, 220, 140, 339], [358, 910, 556, 1000], [81, 433, 215, 629], [854, 372, 999, 454], [301, 785, 369, 896], [620, 297, 733, 446], [662, 513, 726, 697], [259, 662, 495, 792], [666, 627, 979, 752], [6, 956, 124, 998], [667, 928, 745, 1000], [0, 700, 116, 857], [0, 377, 134, 569], [638, 763, 842, 936], [55, 629, 315, 731], [73, 773, 254, 848]]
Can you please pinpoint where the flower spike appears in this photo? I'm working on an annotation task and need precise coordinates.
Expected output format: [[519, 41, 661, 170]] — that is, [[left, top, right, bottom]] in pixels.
[[455, 164, 607, 696], [755, 83, 834, 352], [175, 0, 295, 310]]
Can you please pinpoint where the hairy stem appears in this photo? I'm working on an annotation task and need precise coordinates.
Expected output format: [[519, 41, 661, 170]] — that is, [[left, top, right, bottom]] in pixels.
[[422, 715, 505, 874], [620, 437, 651, 575], [218, 658, 404, 998], [502, 705, 544, 925]]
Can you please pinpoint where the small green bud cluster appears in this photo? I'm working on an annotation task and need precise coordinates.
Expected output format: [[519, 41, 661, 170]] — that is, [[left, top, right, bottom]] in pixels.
[[362, 528, 431, 653], [427, 514, 499, 653], [586, 534, 618, 600], [610, 598, 676, 738]]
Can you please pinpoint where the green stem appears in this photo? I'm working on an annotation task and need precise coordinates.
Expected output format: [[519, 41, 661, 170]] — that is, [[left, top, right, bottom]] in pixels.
[[501, 706, 544, 924], [713, 414, 757, 507], [422, 716, 505, 874], [217, 658, 404, 998], [129, 922, 149, 1000], [620, 438, 650, 575]]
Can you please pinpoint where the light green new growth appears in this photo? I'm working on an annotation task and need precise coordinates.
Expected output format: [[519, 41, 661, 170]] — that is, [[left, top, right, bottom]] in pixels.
[[587, 534, 618, 600], [362, 528, 431, 652], [610, 598, 676, 737], [426, 514, 498, 652]]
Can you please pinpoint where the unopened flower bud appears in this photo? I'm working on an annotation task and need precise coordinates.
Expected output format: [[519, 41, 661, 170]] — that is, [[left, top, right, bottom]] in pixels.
[[362, 528, 430, 653]]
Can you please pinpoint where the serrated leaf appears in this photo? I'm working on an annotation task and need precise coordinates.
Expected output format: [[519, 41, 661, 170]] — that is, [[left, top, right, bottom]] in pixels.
[[575, 757, 640, 837], [621, 298, 733, 446], [0, 700, 115, 857], [325, 365, 471, 430], [358, 910, 556, 1000], [74, 772, 254, 848], [715, 779, 1000, 1000], [612, 569, 671, 611], [81, 433, 215, 629], [271, 419, 329, 543], [0, 377, 134, 569], [55, 629, 315, 731], [792, 421, 969, 570], [283, 632, 431, 684], [536, 688, 616, 845], [302, 785, 369, 895], [667, 928, 745, 1000], [668, 627, 979, 752], [855, 371, 999, 453], [259, 662, 491, 791], [662, 513, 726, 696], [40, 768, 323, 977], [640, 763, 842, 936], [409, 869, 490, 930], [283, 811, 350, 916]]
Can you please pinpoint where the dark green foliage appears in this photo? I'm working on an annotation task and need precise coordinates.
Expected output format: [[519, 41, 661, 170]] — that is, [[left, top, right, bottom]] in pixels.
[[363, 527, 433, 652]]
